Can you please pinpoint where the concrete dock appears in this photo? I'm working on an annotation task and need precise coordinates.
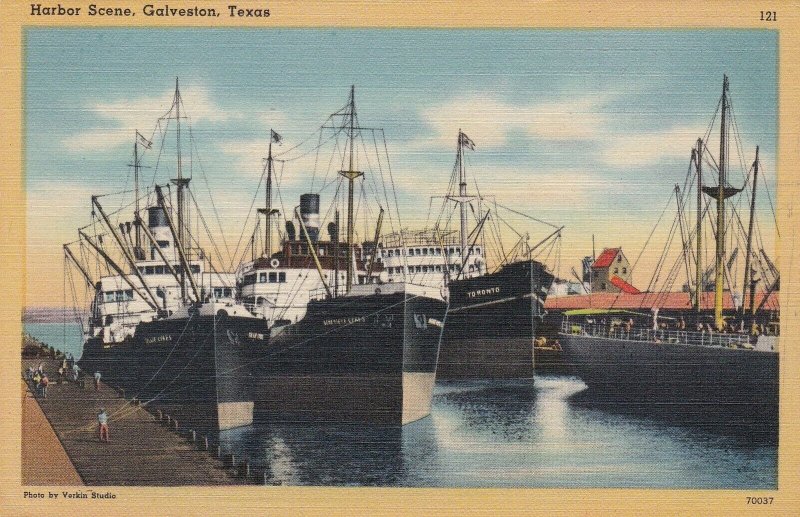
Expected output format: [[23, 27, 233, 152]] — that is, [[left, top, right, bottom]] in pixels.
[[22, 356, 246, 486]]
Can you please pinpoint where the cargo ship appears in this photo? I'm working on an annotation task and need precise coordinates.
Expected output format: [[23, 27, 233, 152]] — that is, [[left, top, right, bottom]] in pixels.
[[556, 76, 779, 440], [241, 87, 447, 424], [379, 131, 556, 379], [72, 80, 257, 431]]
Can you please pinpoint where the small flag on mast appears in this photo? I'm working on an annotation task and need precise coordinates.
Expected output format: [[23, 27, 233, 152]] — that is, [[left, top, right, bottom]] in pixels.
[[459, 132, 475, 150], [270, 130, 283, 144], [136, 131, 152, 149]]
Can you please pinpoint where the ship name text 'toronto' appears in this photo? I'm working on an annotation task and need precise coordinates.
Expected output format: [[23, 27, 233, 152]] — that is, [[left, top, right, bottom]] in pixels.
[[467, 286, 500, 298]]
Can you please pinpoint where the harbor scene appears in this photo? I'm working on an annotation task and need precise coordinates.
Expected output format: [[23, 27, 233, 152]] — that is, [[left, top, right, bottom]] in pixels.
[[21, 28, 779, 490]]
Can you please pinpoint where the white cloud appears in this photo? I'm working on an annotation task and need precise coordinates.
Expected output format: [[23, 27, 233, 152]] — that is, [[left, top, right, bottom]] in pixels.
[[416, 93, 609, 150], [62, 84, 237, 153], [600, 124, 708, 168]]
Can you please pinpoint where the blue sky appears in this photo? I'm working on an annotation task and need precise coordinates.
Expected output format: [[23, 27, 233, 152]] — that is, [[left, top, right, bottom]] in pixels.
[[25, 28, 778, 305]]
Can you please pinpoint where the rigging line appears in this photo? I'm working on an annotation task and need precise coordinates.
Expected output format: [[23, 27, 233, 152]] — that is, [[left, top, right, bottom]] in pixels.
[[273, 159, 288, 240], [139, 293, 431, 407], [608, 189, 676, 311], [279, 124, 349, 166], [493, 201, 560, 230], [755, 161, 779, 236], [187, 124, 232, 265], [66, 260, 86, 332], [93, 187, 137, 200], [378, 129, 408, 265], [647, 214, 680, 308], [702, 95, 723, 148], [230, 167, 266, 271], [125, 316, 221, 418], [147, 118, 171, 194], [702, 141, 720, 173], [187, 190, 229, 283], [728, 97, 754, 185], [489, 197, 506, 266], [371, 130, 399, 238], [115, 310, 198, 414], [357, 129, 384, 213], [310, 120, 325, 192], [273, 114, 346, 161], [434, 151, 461, 231], [495, 212, 524, 240]]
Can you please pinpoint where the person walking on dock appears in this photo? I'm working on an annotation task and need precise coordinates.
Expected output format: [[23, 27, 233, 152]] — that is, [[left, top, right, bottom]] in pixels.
[[40, 375, 49, 399], [97, 408, 109, 442], [32, 371, 42, 395], [94, 371, 101, 391], [72, 363, 79, 382]]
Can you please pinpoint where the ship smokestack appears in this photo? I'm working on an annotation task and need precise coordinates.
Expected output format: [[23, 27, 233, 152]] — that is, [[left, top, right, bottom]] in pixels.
[[285, 221, 296, 241], [148, 206, 169, 228], [327, 221, 338, 242], [146, 206, 174, 260], [300, 193, 320, 243]]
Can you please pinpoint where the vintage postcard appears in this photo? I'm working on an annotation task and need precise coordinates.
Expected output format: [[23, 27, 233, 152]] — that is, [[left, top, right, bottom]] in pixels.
[[1, 1, 797, 515]]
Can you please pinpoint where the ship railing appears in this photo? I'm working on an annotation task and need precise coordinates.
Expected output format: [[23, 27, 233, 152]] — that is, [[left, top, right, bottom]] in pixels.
[[560, 321, 752, 349], [309, 285, 349, 301], [308, 281, 439, 301]]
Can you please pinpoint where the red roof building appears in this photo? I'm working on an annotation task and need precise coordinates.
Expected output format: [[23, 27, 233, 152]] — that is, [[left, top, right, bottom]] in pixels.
[[590, 247, 635, 294], [592, 248, 621, 269]]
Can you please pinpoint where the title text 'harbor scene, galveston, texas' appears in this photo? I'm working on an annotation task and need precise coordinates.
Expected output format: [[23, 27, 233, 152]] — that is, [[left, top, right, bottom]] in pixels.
[[22, 28, 778, 488]]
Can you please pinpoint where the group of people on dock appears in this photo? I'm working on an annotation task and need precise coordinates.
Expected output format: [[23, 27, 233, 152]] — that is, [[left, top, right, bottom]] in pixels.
[[24, 350, 110, 443]]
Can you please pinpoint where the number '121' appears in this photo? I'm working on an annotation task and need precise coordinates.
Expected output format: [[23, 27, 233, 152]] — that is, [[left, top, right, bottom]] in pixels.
[[761, 11, 777, 21]]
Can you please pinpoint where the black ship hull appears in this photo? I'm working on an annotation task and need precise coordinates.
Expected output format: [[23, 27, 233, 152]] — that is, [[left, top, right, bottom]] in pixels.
[[79, 336, 139, 389], [80, 310, 269, 432], [437, 259, 554, 379], [558, 332, 778, 441], [254, 286, 446, 425]]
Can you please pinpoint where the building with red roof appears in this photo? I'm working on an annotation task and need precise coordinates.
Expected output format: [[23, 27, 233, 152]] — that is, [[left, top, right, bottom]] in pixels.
[[590, 247, 635, 294]]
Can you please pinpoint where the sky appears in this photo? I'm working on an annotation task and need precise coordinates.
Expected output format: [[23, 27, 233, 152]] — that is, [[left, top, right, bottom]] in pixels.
[[25, 28, 778, 307]]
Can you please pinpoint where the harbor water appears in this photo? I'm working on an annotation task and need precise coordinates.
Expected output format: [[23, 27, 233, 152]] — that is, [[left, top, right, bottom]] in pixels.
[[27, 322, 777, 489]]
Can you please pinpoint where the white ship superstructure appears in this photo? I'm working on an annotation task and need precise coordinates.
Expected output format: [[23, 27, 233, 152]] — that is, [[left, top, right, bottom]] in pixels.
[[377, 229, 484, 292], [238, 192, 381, 327], [86, 205, 236, 345]]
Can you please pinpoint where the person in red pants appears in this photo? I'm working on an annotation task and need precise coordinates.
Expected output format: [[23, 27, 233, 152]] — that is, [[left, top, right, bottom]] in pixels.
[[97, 408, 109, 442]]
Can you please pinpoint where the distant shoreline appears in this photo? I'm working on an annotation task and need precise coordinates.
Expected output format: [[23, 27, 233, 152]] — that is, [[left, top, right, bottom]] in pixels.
[[23, 307, 76, 324]]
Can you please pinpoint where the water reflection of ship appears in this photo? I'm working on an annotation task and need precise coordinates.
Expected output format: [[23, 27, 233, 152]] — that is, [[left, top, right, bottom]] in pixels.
[[556, 76, 779, 442], [218, 423, 408, 486], [435, 380, 538, 431]]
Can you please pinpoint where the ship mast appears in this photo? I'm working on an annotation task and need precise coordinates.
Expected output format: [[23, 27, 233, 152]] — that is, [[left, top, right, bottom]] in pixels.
[[134, 135, 141, 256], [170, 78, 191, 303], [699, 75, 742, 330], [258, 130, 280, 257], [458, 130, 468, 270], [338, 86, 363, 293], [694, 138, 703, 312], [742, 146, 759, 320], [714, 76, 729, 330]]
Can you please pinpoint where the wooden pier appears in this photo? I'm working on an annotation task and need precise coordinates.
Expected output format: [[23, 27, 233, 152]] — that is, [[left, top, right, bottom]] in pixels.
[[22, 357, 247, 486]]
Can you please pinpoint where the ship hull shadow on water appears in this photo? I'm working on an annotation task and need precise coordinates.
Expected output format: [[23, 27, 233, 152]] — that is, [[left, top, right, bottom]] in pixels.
[[254, 286, 447, 426], [559, 332, 778, 444]]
